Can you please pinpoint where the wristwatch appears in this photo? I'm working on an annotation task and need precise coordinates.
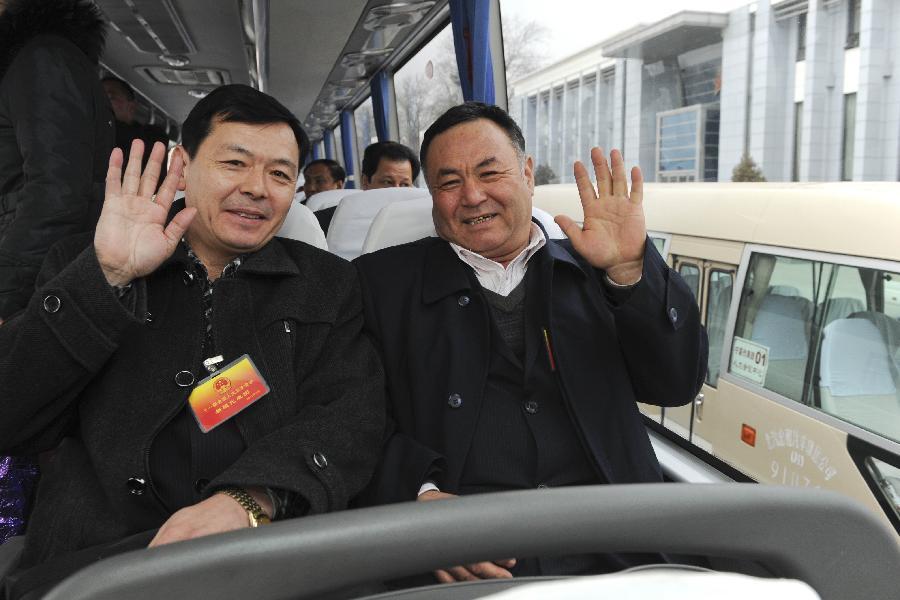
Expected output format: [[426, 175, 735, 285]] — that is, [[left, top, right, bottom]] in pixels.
[[217, 487, 271, 527]]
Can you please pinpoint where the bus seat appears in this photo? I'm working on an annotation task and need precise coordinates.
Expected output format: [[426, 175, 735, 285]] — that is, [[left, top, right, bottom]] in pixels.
[[362, 197, 436, 254], [531, 206, 565, 239], [751, 294, 812, 400], [818, 297, 865, 327], [326, 187, 430, 260], [305, 188, 360, 212], [820, 318, 900, 439], [276, 201, 328, 250], [768, 285, 801, 297]]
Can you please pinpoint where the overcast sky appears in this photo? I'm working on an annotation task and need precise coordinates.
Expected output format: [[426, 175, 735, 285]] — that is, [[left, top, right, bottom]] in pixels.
[[500, 0, 757, 62]]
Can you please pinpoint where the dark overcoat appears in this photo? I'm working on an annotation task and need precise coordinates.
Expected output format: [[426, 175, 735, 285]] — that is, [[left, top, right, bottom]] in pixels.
[[0, 234, 385, 570], [354, 236, 707, 505]]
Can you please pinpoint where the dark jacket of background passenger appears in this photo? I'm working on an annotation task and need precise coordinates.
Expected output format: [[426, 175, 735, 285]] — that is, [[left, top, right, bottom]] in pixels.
[[0, 0, 114, 319], [0, 233, 385, 571], [354, 236, 708, 505]]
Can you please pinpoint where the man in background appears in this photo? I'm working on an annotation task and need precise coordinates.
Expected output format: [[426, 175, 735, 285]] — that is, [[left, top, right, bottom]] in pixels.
[[302, 158, 345, 201], [102, 75, 169, 175], [315, 141, 420, 234]]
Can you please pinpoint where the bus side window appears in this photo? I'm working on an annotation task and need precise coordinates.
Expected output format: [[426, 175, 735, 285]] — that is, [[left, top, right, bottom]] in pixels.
[[650, 236, 666, 257], [706, 269, 734, 386], [678, 262, 701, 301], [731, 252, 900, 443]]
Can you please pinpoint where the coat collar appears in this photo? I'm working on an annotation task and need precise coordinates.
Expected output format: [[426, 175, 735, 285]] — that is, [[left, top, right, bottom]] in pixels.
[[421, 219, 587, 304], [161, 199, 300, 278]]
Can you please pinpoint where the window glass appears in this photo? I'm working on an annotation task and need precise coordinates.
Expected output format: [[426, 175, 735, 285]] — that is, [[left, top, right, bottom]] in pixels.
[[847, 0, 861, 49], [706, 270, 734, 386], [550, 86, 563, 175], [580, 75, 597, 168], [354, 97, 376, 163], [797, 13, 807, 61], [731, 252, 900, 442], [394, 24, 463, 159], [678, 262, 700, 301], [537, 91, 550, 175], [564, 81, 579, 183], [650, 236, 666, 257], [526, 96, 538, 158], [333, 125, 344, 168]]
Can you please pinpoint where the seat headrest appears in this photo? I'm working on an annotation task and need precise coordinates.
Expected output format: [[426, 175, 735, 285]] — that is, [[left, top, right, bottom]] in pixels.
[[750, 294, 812, 360], [276, 201, 327, 250], [362, 197, 436, 254], [305, 188, 361, 212], [820, 318, 896, 396], [326, 187, 430, 260]]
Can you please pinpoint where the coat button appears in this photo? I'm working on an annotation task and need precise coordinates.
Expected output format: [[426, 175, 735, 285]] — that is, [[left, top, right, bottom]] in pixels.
[[183, 270, 195, 286], [174, 370, 195, 387], [194, 478, 210, 494], [457, 295, 470, 307], [537, 483, 549, 489], [668, 307, 678, 324], [447, 393, 463, 409], [524, 400, 539, 415], [312, 452, 328, 468], [127, 477, 146, 495], [145, 311, 153, 324], [42, 295, 61, 313]]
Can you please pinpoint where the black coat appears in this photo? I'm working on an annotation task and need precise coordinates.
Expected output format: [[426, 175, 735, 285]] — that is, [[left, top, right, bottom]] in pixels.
[[0, 234, 385, 570], [0, 0, 114, 319], [354, 236, 707, 504]]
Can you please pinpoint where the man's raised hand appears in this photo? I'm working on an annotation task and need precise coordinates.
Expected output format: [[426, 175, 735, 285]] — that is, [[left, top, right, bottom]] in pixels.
[[94, 140, 196, 287], [554, 148, 646, 285]]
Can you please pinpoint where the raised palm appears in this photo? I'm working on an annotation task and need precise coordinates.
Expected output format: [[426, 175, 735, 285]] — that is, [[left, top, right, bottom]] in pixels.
[[94, 140, 196, 287], [555, 148, 646, 284]]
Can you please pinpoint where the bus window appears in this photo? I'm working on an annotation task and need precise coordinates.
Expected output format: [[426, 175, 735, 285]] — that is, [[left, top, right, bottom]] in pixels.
[[354, 97, 376, 170], [731, 252, 900, 442], [678, 262, 700, 301], [706, 269, 734, 386], [333, 125, 345, 168], [394, 24, 462, 159], [650, 237, 666, 257]]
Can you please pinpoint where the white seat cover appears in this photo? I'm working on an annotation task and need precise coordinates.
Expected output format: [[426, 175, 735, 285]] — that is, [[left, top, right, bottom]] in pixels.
[[276, 201, 327, 250], [820, 318, 896, 397], [531, 206, 565, 239], [326, 187, 429, 260], [305, 188, 360, 212], [362, 196, 436, 254], [751, 294, 812, 360]]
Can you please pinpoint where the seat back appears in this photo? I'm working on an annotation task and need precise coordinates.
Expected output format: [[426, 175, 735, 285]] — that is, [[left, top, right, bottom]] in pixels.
[[818, 297, 865, 327], [531, 206, 565, 239], [362, 196, 436, 254], [326, 187, 430, 260], [750, 293, 812, 400], [819, 318, 900, 439], [305, 188, 360, 212], [276, 201, 328, 250]]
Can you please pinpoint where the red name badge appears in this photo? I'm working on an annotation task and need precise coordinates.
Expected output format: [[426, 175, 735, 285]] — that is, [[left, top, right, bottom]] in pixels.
[[188, 354, 270, 433]]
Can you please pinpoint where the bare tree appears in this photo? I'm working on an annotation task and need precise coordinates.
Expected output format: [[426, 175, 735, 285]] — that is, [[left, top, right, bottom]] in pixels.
[[501, 14, 550, 81]]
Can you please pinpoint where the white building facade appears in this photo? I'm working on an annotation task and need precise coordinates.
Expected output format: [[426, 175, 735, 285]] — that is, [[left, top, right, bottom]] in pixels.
[[507, 0, 900, 183]]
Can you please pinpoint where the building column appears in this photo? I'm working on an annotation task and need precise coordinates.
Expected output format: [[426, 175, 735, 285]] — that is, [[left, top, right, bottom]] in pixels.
[[718, 5, 753, 181], [623, 58, 644, 175], [749, 0, 793, 181], [612, 59, 627, 154], [855, 0, 900, 181]]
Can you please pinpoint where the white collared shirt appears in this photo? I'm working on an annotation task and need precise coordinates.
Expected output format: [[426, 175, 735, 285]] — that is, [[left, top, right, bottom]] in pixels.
[[448, 223, 546, 297]]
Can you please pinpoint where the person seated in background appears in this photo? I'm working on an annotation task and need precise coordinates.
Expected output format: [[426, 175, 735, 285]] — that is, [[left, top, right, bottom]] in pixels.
[[0, 84, 384, 599], [353, 102, 707, 583], [315, 141, 420, 234], [101, 75, 170, 178], [301, 158, 345, 201]]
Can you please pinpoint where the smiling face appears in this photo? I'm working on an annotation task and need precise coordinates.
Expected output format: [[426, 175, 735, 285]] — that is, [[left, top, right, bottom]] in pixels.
[[179, 119, 299, 270], [362, 158, 415, 189], [427, 119, 534, 266]]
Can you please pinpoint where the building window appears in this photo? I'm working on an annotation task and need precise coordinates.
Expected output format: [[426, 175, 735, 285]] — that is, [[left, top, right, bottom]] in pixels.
[[792, 102, 803, 181], [797, 12, 807, 61], [538, 91, 550, 169], [581, 75, 597, 166], [657, 107, 699, 182], [564, 81, 580, 183], [847, 0, 861, 49], [551, 86, 564, 175], [842, 93, 856, 181], [525, 96, 537, 158]]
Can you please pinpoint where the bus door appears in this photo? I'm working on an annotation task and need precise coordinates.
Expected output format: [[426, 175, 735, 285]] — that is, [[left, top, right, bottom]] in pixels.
[[685, 264, 737, 454], [660, 256, 708, 440], [636, 232, 673, 424]]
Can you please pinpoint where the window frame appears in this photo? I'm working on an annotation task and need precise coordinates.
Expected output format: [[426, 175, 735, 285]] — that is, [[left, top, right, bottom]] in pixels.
[[719, 243, 900, 457]]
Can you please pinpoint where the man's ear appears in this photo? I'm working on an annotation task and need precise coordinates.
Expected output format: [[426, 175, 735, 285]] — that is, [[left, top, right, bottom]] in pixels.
[[361, 175, 371, 190], [336, 181, 345, 190], [174, 145, 189, 192], [524, 155, 535, 194]]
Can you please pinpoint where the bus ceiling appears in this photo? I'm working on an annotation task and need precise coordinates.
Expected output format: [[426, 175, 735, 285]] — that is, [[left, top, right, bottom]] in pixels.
[[94, 0, 507, 143]]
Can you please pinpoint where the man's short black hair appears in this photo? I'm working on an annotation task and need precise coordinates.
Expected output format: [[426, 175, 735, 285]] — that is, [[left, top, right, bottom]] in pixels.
[[303, 159, 345, 183], [180, 84, 309, 166], [101, 75, 135, 101], [362, 141, 420, 181], [420, 102, 526, 178]]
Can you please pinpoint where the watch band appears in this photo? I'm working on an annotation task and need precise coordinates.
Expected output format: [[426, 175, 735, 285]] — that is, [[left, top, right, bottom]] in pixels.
[[217, 487, 271, 527]]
